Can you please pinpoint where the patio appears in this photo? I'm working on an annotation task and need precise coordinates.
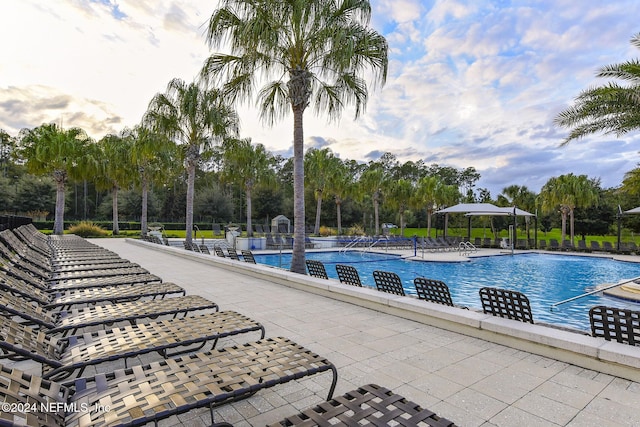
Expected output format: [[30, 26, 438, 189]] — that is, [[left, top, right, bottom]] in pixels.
[[79, 239, 640, 426]]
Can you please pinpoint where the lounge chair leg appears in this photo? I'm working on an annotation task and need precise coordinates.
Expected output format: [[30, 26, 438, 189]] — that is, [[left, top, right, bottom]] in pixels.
[[326, 364, 338, 400]]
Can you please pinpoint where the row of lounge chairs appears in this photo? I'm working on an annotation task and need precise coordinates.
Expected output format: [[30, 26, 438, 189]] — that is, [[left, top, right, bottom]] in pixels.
[[0, 224, 458, 426], [305, 260, 640, 346]]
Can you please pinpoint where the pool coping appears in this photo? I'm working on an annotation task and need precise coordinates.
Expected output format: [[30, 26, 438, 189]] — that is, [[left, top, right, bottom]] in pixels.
[[127, 239, 640, 382]]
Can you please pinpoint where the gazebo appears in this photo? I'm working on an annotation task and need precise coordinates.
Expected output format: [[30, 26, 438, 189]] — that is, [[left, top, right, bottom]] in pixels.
[[435, 203, 536, 249]]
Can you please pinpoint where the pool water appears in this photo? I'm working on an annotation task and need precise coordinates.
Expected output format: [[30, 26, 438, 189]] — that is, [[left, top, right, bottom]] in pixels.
[[254, 252, 640, 331]]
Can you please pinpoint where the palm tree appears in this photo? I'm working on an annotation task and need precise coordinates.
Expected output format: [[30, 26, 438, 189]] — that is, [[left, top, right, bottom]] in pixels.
[[129, 125, 177, 236], [555, 33, 640, 144], [359, 166, 386, 235], [327, 157, 353, 235], [202, 0, 388, 273], [538, 174, 599, 243], [96, 133, 135, 235], [386, 179, 413, 236], [144, 78, 239, 244], [499, 185, 537, 242], [18, 123, 92, 234], [305, 148, 336, 235], [220, 138, 276, 237], [414, 176, 441, 238]]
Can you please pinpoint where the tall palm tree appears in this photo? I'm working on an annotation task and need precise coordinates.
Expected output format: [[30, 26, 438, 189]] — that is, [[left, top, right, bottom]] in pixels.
[[386, 179, 413, 236], [202, 0, 388, 273], [555, 33, 640, 144], [144, 78, 239, 244], [96, 133, 135, 235], [18, 123, 92, 234], [327, 157, 353, 235], [305, 148, 336, 235], [220, 138, 276, 237], [499, 184, 537, 241], [129, 125, 177, 236], [414, 176, 442, 238], [359, 166, 386, 235], [538, 174, 599, 243]]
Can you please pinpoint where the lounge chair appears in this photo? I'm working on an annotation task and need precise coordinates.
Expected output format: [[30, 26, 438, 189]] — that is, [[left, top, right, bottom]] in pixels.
[[577, 240, 590, 252], [372, 270, 405, 295], [226, 248, 240, 260], [602, 241, 615, 252], [548, 239, 560, 250], [306, 259, 328, 279], [590, 241, 602, 251], [538, 239, 547, 250], [479, 287, 533, 323], [413, 277, 454, 307], [335, 264, 362, 287], [241, 249, 256, 263], [0, 290, 218, 336], [589, 305, 639, 346], [268, 383, 457, 427], [0, 311, 265, 380], [213, 245, 226, 257], [199, 244, 211, 254], [561, 240, 574, 251], [0, 337, 337, 427], [0, 271, 185, 309]]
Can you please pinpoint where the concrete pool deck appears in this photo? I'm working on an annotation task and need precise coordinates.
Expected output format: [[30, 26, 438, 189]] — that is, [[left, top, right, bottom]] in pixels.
[[63, 238, 640, 427]]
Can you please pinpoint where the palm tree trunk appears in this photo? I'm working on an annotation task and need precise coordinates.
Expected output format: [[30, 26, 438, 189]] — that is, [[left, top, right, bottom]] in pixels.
[[54, 177, 65, 235], [374, 196, 380, 235], [561, 211, 567, 242], [185, 161, 196, 244], [290, 105, 306, 274], [112, 186, 119, 235], [336, 199, 342, 235], [426, 209, 432, 238], [246, 186, 252, 237], [569, 209, 575, 243], [141, 176, 148, 237], [314, 191, 322, 235]]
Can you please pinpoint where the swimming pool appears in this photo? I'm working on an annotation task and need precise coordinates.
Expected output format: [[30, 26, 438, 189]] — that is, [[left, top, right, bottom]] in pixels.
[[254, 252, 640, 331]]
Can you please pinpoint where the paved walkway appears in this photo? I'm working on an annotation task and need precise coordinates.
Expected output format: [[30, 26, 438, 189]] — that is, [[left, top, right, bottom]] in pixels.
[[90, 239, 639, 427]]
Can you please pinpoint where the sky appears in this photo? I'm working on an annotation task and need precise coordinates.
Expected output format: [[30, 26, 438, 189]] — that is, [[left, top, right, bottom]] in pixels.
[[1, 0, 639, 197]]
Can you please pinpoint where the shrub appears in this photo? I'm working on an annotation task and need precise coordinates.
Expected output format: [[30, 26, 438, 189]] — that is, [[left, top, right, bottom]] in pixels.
[[318, 225, 335, 236], [67, 221, 109, 238]]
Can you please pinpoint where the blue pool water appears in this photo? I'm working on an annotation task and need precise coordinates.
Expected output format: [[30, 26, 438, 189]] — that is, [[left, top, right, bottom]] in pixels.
[[254, 252, 640, 331]]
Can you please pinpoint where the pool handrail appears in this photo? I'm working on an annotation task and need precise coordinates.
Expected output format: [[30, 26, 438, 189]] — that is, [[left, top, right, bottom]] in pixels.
[[549, 275, 640, 310]]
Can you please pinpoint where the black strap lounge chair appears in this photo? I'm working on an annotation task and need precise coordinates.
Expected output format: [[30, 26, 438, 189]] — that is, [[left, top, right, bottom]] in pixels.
[[199, 244, 211, 254], [306, 260, 328, 279], [268, 383, 458, 427], [0, 290, 218, 336], [479, 287, 534, 323], [213, 245, 226, 257], [0, 312, 266, 380], [590, 241, 602, 251], [0, 337, 337, 427], [335, 264, 362, 287], [372, 270, 405, 295], [589, 305, 639, 346], [226, 248, 240, 260], [413, 277, 454, 306], [241, 250, 256, 263]]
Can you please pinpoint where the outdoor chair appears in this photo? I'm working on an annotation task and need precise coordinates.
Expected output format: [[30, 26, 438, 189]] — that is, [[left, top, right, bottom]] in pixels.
[[589, 305, 639, 346], [268, 383, 457, 427], [198, 244, 210, 254], [213, 245, 226, 257], [603, 241, 615, 252], [577, 240, 590, 252], [306, 259, 328, 279], [590, 241, 602, 251], [241, 249, 256, 263], [479, 287, 534, 323], [0, 337, 337, 427], [538, 239, 547, 250], [372, 270, 405, 296], [548, 239, 560, 250], [561, 240, 574, 251], [413, 277, 455, 307], [0, 311, 266, 380], [226, 248, 240, 260], [0, 289, 219, 336], [335, 264, 362, 287], [0, 271, 185, 310]]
